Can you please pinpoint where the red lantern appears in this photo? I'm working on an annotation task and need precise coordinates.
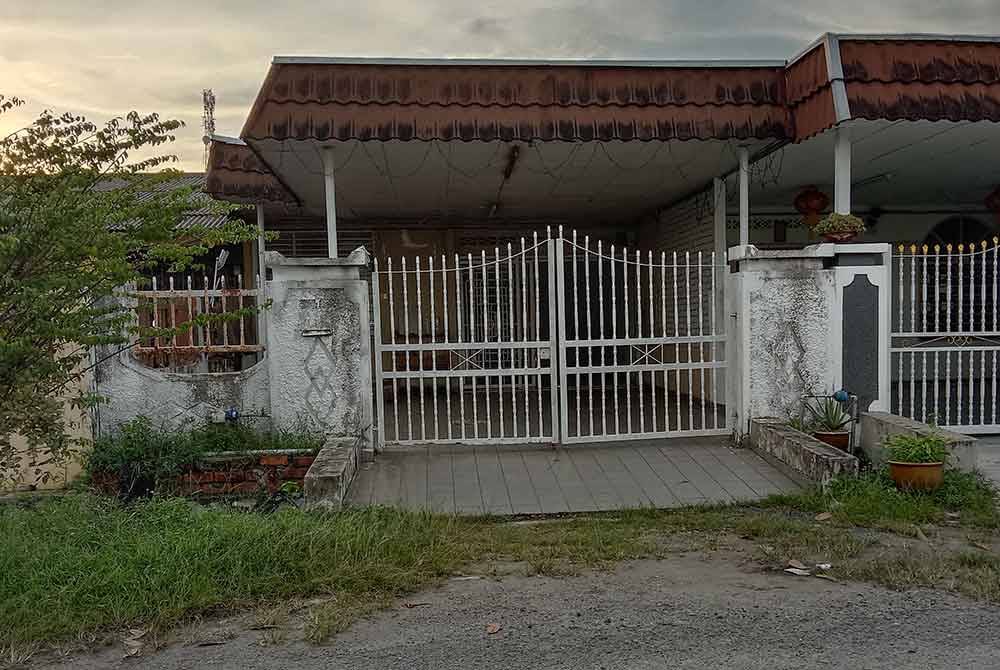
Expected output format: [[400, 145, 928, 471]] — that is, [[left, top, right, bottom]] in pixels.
[[794, 185, 830, 228], [985, 186, 1000, 226]]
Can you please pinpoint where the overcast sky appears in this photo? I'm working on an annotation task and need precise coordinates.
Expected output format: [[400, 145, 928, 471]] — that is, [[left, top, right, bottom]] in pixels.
[[2, 1, 998, 170]]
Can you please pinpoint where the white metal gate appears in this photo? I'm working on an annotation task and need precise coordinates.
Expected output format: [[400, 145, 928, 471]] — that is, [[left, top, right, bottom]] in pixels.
[[372, 229, 729, 447], [372, 233, 559, 445], [555, 232, 728, 442], [891, 241, 1000, 433]]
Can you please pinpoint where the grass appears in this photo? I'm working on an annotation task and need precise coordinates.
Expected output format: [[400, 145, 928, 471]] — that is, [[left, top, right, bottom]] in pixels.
[[0, 496, 826, 650], [85, 417, 324, 491], [763, 468, 1000, 531], [2, 469, 998, 653]]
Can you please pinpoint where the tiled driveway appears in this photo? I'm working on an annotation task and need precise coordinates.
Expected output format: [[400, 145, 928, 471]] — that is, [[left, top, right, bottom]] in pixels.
[[347, 437, 801, 516]]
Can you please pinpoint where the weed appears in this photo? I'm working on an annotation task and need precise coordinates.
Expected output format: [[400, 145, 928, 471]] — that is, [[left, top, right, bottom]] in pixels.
[[764, 469, 999, 530], [3, 483, 998, 650], [86, 417, 324, 494]]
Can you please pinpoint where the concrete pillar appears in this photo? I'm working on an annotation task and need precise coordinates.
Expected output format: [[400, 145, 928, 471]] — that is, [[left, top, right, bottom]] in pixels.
[[738, 148, 750, 246], [834, 127, 852, 215], [726, 243, 891, 435], [265, 250, 373, 456], [713, 177, 727, 261], [322, 148, 338, 258]]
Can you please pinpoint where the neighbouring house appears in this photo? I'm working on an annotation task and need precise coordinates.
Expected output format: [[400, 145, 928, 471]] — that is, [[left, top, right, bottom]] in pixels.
[[91, 33, 1000, 471]]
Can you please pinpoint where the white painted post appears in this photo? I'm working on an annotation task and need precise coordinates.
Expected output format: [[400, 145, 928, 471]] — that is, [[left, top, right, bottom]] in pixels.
[[738, 148, 750, 247], [713, 177, 728, 417], [255, 205, 268, 351], [713, 177, 727, 262], [834, 127, 852, 215], [322, 147, 338, 258]]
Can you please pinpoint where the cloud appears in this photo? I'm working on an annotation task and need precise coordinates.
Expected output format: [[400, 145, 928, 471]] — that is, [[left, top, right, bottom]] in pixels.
[[1, 0, 998, 169]]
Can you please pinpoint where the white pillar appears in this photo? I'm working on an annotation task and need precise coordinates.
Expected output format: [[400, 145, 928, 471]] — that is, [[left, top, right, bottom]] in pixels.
[[713, 177, 727, 259], [738, 147, 750, 247], [322, 147, 338, 258], [834, 127, 852, 215], [255, 205, 269, 351]]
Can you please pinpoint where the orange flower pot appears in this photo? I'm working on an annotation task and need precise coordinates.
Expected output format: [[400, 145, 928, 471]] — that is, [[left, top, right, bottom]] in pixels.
[[821, 232, 857, 243], [888, 461, 944, 492], [812, 431, 850, 450]]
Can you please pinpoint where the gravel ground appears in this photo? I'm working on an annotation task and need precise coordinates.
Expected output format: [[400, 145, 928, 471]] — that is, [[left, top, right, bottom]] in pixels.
[[31, 555, 1000, 670]]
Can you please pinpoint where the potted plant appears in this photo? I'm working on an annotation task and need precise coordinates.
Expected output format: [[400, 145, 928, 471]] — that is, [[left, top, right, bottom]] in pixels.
[[805, 396, 851, 450], [814, 213, 866, 243], [884, 433, 950, 492]]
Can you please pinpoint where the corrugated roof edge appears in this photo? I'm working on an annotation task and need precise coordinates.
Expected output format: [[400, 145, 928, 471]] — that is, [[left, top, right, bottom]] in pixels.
[[271, 56, 788, 68]]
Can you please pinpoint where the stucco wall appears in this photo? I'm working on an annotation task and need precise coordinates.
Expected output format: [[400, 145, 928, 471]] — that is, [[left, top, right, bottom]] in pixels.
[[729, 250, 840, 431], [748, 269, 836, 419], [265, 254, 374, 452], [92, 349, 271, 436]]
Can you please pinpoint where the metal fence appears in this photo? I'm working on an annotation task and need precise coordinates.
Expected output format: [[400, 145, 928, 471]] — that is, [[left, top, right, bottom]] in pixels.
[[891, 240, 1000, 432]]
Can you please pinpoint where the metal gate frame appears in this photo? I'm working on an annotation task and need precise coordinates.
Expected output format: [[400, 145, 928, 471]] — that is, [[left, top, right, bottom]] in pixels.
[[372, 229, 730, 448], [890, 241, 1000, 433], [553, 232, 729, 443], [372, 234, 560, 446]]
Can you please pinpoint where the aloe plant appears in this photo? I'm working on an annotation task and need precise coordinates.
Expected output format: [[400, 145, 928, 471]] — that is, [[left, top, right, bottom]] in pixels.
[[805, 396, 851, 432]]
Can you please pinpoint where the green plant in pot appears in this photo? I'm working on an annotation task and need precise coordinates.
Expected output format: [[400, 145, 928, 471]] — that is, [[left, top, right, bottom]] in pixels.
[[884, 433, 950, 492], [805, 396, 851, 450], [814, 213, 866, 243]]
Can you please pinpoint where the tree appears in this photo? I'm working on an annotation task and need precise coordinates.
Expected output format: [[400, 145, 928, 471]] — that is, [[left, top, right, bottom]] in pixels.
[[0, 96, 259, 486]]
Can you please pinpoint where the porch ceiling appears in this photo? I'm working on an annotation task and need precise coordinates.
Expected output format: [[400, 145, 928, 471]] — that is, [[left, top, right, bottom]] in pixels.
[[251, 137, 775, 221], [750, 119, 1000, 209]]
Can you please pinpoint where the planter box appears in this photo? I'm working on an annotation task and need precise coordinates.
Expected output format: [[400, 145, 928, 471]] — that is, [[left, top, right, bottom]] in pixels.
[[749, 417, 859, 487], [859, 412, 977, 472], [93, 448, 319, 498], [304, 437, 362, 511]]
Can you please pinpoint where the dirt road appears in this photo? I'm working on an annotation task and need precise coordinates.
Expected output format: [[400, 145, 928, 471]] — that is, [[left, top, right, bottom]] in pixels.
[[33, 555, 1000, 670]]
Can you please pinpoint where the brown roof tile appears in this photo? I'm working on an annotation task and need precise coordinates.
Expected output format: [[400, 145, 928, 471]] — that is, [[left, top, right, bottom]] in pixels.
[[205, 139, 297, 205], [840, 39, 1000, 85], [785, 43, 830, 106], [246, 101, 790, 143], [261, 63, 785, 108], [846, 81, 1000, 123], [207, 39, 1000, 205]]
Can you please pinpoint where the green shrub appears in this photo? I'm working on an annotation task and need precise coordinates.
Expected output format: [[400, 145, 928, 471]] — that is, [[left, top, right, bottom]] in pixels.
[[815, 212, 866, 235], [86, 417, 324, 492], [884, 433, 950, 464]]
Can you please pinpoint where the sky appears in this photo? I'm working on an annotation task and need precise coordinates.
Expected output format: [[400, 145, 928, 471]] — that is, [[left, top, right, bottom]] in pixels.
[[2, 1, 998, 171]]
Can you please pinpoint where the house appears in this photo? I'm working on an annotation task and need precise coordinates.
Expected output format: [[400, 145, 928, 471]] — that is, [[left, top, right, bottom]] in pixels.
[[99, 33, 1000, 455]]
